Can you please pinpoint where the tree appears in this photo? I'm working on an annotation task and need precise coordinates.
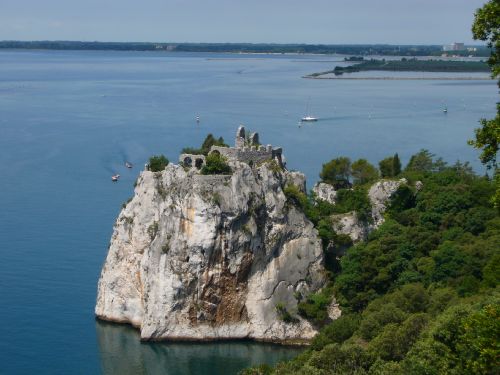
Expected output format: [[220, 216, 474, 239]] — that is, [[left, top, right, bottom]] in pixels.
[[351, 159, 379, 185], [472, 0, 500, 82], [320, 157, 351, 189], [471, 0, 500, 208], [393, 153, 402, 176], [405, 149, 446, 174], [458, 303, 500, 374], [148, 155, 169, 172], [182, 134, 228, 155], [379, 153, 401, 178], [201, 134, 227, 154]]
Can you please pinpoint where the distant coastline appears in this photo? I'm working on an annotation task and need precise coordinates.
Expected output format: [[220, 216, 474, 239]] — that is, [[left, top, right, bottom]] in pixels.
[[304, 76, 493, 80], [0, 40, 490, 57], [304, 58, 491, 80]]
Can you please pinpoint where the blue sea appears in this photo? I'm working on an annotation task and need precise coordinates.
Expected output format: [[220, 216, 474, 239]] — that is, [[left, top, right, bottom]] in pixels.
[[0, 50, 497, 375]]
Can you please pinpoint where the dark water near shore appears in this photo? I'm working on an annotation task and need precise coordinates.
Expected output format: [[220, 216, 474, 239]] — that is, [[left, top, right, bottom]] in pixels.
[[0, 50, 496, 375]]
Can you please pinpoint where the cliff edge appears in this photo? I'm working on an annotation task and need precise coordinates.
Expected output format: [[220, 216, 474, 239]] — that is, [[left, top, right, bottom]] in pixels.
[[96, 127, 326, 343]]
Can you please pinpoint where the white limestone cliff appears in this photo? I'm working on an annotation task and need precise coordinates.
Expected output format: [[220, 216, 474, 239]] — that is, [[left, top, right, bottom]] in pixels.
[[96, 161, 326, 343], [368, 178, 408, 227], [312, 182, 338, 205]]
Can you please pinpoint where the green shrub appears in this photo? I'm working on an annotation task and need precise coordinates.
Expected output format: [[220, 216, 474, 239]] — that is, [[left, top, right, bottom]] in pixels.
[[297, 287, 334, 325], [284, 184, 308, 210], [311, 314, 361, 350], [148, 155, 169, 172], [201, 153, 232, 175]]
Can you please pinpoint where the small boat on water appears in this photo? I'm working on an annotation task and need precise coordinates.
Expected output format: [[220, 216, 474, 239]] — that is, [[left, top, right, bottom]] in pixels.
[[301, 97, 318, 122], [443, 107, 448, 113], [125, 162, 133, 168], [111, 174, 120, 182], [301, 115, 318, 122]]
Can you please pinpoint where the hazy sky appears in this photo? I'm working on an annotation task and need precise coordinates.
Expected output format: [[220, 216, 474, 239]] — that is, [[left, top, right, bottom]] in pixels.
[[0, 0, 489, 44]]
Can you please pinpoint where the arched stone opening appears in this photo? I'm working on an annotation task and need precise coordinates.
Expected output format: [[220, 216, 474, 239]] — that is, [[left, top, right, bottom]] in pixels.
[[183, 157, 192, 167], [195, 158, 204, 169]]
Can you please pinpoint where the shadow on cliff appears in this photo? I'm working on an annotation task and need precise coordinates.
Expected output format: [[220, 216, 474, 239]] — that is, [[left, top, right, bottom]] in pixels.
[[95, 320, 302, 375]]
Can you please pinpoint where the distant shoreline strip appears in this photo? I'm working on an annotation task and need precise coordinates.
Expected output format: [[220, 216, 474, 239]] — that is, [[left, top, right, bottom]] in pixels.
[[303, 76, 493, 81]]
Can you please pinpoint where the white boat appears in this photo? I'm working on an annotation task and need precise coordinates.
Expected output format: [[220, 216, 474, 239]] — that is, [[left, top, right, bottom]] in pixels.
[[125, 162, 133, 168], [111, 174, 120, 182], [301, 98, 318, 122], [301, 115, 318, 122]]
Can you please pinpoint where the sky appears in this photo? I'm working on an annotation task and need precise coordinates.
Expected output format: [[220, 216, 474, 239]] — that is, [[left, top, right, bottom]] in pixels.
[[0, 0, 490, 44]]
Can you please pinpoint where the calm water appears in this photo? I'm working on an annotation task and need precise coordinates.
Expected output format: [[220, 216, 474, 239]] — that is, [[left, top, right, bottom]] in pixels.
[[0, 50, 496, 375]]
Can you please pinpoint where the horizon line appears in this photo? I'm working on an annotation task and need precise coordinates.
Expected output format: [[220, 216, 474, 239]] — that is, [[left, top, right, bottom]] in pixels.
[[0, 40, 488, 47]]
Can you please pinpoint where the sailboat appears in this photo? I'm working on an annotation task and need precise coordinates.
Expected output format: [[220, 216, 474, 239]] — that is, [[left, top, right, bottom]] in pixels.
[[301, 98, 318, 122]]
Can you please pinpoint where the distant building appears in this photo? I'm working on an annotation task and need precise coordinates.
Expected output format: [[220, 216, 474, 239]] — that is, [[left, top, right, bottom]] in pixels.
[[443, 42, 465, 51]]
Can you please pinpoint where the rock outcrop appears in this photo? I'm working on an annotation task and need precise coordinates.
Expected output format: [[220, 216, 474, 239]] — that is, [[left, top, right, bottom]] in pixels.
[[312, 182, 338, 205], [316, 178, 409, 243], [331, 212, 370, 243], [96, 159, 326, 343], [368, 178, 407, 227]]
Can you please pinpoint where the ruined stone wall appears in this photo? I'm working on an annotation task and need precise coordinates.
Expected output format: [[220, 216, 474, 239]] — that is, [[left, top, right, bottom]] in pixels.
[[235, 148, 273, 165], [211, 145, 282, 166]]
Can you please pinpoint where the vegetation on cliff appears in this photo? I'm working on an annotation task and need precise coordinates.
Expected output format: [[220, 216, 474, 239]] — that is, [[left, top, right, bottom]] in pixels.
[[244, 149, 499, 375], [252, 8, 499, 372], [148, 155, 169, 172], [201, 153, 232, 175]]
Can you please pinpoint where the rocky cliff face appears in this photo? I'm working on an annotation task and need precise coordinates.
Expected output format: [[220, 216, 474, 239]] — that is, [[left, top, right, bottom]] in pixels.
[[314, 178, 409, 243], [368, 178, 407, 228], [96, 161, 326, 343]]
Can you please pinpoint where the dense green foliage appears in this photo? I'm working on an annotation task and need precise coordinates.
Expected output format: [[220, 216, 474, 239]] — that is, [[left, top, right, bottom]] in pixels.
[[297, 286, 334, 325], [182, 134, 228, 156], [243, 7, 498, 374], [200, 152, 232, 175], [244, 152, 499, 375], [472, 0, 500, 81], [470, 0, 500, 209], [352, 159, 379, 185], [320, 157, 352, 189], [405, 149, 446, 174], [320, 157, 379, 188], [148, 155, 169, 172], [379, 153, 401, 178]]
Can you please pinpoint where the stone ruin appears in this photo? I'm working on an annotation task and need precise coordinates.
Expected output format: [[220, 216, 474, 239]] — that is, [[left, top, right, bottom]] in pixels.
[[178, 153, 206, 170], [179, 125, 284, 170]]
